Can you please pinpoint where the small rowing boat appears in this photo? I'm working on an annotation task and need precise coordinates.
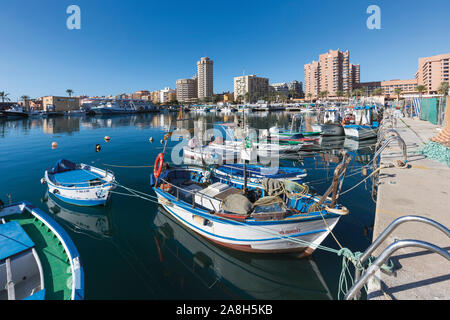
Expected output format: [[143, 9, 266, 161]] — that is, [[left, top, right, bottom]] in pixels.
[[43, 159, 116, 206]]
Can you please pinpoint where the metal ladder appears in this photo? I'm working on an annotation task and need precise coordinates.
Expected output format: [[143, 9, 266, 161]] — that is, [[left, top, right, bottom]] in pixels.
[[345, 215, 450, 300]]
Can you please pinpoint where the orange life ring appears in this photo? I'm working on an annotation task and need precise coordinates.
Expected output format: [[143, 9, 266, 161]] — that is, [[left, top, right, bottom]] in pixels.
[[154, 153, 164, 179]]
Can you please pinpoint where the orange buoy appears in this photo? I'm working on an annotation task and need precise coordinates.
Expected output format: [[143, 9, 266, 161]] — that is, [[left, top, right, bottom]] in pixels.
[[51, 142, 58, 149], [104, 136, 111, 142]]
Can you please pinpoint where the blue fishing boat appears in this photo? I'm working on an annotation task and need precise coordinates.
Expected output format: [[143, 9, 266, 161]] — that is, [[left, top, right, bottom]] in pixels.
[[150, 152, 352, 255], [0, 201, 84, 300], [209, 163, 307, 189], [43, 159, 116, 206]]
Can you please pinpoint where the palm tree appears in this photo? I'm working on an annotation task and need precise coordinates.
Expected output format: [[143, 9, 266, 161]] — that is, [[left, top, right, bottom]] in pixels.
[[66, 89, 74, 97], [438, 82, 449, 97], [307, 93, 313, 103], [372, 88, 384, 96], [0, 91, 10, 102], [394, 88, 403, 101], [336, 90, 344, 100], [416, 85, 427, 97], [20, 95, 30, 108]]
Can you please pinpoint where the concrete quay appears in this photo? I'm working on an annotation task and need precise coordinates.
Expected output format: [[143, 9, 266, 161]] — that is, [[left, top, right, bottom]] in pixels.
[[366, 117, 450, 300]]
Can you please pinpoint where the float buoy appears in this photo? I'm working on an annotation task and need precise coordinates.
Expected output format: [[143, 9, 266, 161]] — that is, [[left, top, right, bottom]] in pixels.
[[154, 153, 164, 179], [104, 136, 111, 142], [149, 137, 154, 143], [51, 142, 58, 149], [160, 139, 164, 144], [95, 144, 101, 152]]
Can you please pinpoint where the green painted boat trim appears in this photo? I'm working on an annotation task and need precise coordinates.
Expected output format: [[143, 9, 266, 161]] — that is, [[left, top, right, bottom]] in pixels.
[[7, 212, 73, 300]]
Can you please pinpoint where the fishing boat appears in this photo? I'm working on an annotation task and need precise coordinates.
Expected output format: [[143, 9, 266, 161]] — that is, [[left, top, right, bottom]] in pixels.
[[183, 138, 240, 165], [269, 126, 321, 138], [0, 200, 84, 300], [42, 159, 116, 206], [310, 108, 345, 136], [150, 151, 352, 255], [181, 163, 307, 192], [343, 106, 379, 140], [0, 105, 29, 119]]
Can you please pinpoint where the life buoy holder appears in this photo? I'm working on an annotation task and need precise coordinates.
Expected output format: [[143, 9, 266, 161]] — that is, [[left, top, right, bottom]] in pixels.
[[154, 153, 164, 179]]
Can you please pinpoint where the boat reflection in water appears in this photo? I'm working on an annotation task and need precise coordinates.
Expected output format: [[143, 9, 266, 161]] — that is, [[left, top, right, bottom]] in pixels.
[[43, 191, 113, 239], [152, 207, 333, 300]]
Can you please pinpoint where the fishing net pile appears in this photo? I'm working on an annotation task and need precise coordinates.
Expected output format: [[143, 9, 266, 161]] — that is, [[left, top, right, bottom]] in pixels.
[[419, 141, 450, 166]]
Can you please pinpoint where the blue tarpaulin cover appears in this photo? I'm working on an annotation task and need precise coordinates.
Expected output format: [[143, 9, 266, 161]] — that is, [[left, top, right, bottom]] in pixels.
[[49, 159, 77, 174], [0, 221, 35, 260], [53, 169, 103, 186]]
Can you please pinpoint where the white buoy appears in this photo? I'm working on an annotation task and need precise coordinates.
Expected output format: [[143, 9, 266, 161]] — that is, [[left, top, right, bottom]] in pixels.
[[149, 137, 154, 143]]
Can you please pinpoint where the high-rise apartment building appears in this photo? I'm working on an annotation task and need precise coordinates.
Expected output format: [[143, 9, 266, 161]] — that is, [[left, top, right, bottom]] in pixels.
[[304, 49, 360, 98], [233, 75, 269, 102], [197, 57, 214, 99], [304, 61, 320, 98], [176, 77, 198, 102], [416, 53, 450, 93]]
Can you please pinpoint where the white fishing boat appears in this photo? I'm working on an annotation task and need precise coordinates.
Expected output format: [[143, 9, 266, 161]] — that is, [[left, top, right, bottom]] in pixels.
[[310, 108, 345, 136], [343, 106, 379, 140], [0, 105, 29, 119], [150, 152, 352, 255], [42, 159, 116, 206]]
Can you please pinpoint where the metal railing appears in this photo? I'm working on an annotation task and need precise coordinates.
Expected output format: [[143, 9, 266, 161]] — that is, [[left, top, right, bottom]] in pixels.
[[345, 215, 450, 300]]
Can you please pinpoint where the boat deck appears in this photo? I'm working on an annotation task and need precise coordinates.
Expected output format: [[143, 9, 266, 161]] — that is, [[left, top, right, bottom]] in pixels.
[[7, 212, 73, 300]]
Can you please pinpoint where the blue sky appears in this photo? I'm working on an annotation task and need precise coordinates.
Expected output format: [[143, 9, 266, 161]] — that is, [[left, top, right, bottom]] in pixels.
[[1, 0, 449, 100]]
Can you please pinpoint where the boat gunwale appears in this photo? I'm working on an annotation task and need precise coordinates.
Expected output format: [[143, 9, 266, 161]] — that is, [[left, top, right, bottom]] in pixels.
[[1, 201, 84, 300]]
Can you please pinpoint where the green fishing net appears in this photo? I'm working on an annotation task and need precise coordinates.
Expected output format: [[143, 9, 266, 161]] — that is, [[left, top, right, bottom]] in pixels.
[[419, 141, 450, 166]]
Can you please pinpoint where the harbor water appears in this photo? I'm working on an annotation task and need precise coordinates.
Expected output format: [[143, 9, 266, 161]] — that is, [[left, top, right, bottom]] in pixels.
[[0, 112, 377, 299]]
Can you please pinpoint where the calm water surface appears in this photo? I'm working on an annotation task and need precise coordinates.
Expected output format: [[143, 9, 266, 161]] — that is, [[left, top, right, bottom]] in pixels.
[[0, 112, 376, 299]]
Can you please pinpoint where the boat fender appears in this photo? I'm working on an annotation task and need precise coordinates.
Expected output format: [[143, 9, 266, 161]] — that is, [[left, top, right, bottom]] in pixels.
[[40, 178, 46, 184], [95, 144, 101, 152], [154, 153, 164, 179], [325, 205, 349, 215], [53, 189, 60, 195]]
